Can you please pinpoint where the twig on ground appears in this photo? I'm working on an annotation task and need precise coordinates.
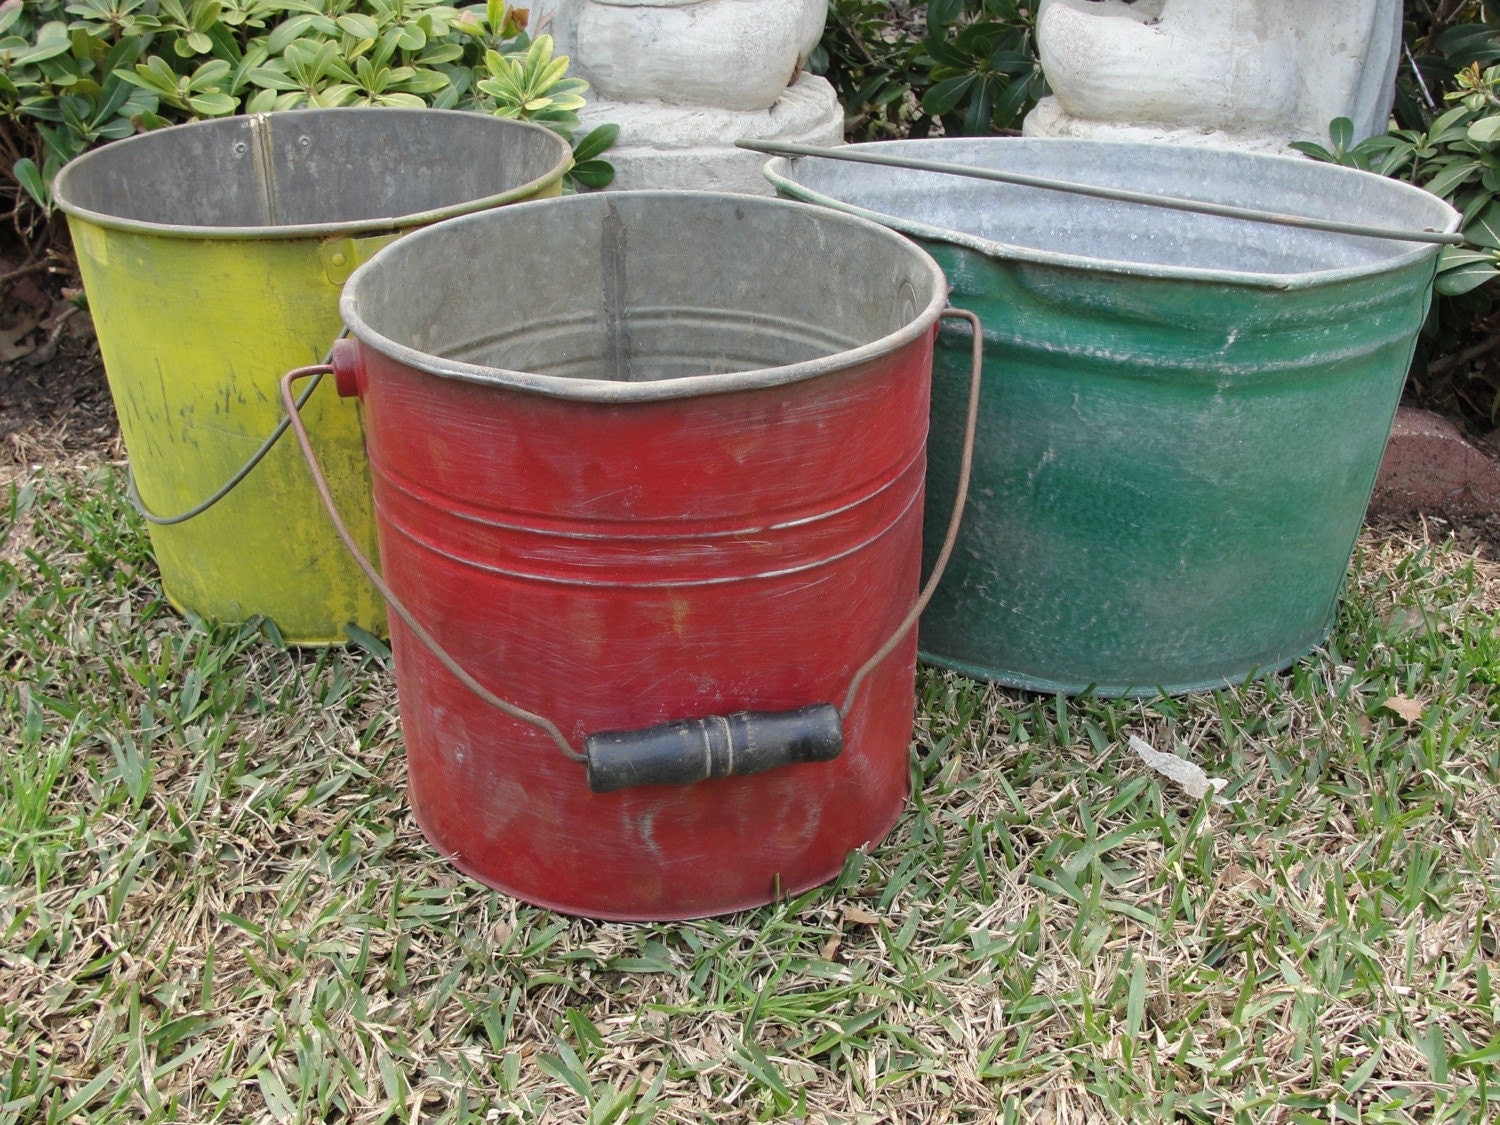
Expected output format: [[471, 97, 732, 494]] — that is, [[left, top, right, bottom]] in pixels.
[[0, 260, 54, 288], [1428, 332, 1500, 376]]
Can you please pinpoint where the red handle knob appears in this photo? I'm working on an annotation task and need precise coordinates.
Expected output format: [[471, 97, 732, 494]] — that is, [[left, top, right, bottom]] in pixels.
[[332, 337, 364, 398]]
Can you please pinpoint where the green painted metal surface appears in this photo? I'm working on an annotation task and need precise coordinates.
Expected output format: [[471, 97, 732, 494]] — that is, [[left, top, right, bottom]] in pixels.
[[767, 139, 1459, 694]]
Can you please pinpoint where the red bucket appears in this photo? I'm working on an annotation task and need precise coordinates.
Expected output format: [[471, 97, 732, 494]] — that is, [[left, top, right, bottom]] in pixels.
[[331, 192, 957, 920]]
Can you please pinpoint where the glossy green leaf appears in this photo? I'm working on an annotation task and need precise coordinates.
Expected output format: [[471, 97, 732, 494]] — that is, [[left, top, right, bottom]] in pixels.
[[12, 157, 50, 209], [568, 157, 613, 189], [401, 68, 448, 94], [927, 0, 964, 28], [1289, 140, 1336, 162], [962, 74, 996, 135], [336, 13, 379, 41], [14, 37, 73, 65], [1464, 198, 1500, 249], [1329, 116, 1355, 152], [1470, 115, 1500, 144], [1437, 258, 1500, 294], [1424, 159, 1480, 198], [921, 73, 975, 116], [187, 90, 235, 115], [571, 122, 617, 163], [993, 71, 1034, 127]]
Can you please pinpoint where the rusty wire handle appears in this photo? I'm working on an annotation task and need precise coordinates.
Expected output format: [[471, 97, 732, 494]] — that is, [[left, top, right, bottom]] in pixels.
[[279, 364, 586, 764], [838, 307, 983, 719], [129, 329, 350, 526], [740, 139, 1465, 246]]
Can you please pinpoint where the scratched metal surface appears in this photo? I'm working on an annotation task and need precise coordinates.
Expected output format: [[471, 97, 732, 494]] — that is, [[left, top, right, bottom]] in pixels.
[[767, 139, 1459, 695], [340, 192, 952, 919], [53, 110, 570, 643]]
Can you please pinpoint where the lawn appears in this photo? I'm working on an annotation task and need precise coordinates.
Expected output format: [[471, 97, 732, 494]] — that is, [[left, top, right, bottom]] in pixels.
[[3, 452, 1499, 1124]]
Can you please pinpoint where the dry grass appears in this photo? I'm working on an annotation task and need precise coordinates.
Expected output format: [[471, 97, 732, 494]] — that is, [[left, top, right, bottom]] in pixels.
[[3, 455, 1499, 1124]]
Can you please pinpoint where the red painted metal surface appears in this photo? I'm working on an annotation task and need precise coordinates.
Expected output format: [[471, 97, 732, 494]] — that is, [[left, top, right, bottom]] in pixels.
[[339, 333, 937, 919]]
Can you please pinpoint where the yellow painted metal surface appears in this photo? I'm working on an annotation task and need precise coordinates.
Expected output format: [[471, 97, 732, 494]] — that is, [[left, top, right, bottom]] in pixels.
[[73, 223, 390, 642], [58, 108, 570, 646], [70, 177, 564, 645]]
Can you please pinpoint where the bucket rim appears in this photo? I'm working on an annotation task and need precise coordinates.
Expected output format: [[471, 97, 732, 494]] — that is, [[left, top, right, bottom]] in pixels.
[[763, 137, 1460, 291], [339, 189, 953, 403], [52, 108, 573, 241]]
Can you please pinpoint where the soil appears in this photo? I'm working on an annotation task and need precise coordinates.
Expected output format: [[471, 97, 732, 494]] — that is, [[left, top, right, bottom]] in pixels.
[[1412, 309, 1500, 443], [1367, 510, 1500, 563], [1, 257, 121, 475], [0, 322, 119, 472]]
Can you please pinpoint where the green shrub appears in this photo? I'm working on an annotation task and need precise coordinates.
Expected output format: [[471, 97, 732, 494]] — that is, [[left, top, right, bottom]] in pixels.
[[0, 0, 613, 248], [810, 0, 1043, 142], [1292, 106, 1500, 302], [919, 0, 1042, 136], [1291, 7, 1500, 296], [1293, 4, 1500, 422]]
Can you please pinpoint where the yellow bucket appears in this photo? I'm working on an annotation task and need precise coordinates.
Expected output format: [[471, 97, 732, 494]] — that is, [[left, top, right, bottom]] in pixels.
[[53, 109, 571, 643]]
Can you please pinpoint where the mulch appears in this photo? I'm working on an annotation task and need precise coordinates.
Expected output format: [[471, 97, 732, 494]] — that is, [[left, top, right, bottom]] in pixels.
[[1, 259, 120, 472]]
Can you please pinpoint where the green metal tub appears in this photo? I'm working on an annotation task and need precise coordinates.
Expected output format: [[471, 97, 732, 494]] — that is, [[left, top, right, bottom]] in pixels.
[[767, 139, 1459, 695]]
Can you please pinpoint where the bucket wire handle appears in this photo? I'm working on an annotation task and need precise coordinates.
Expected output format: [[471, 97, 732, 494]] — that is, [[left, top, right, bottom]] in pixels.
[[128, 330, 349, 526], [280, 311, 982, 782], [737, 139, 1465, 246], [278, 362, 585, 764], [839, 307, 982, 718]]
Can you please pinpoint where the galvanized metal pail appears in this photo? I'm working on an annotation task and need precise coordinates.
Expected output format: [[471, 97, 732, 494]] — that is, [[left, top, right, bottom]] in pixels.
[[767, 139, 1459, 695], [335, 191, 952, 919], [54, 109, 571, 643]]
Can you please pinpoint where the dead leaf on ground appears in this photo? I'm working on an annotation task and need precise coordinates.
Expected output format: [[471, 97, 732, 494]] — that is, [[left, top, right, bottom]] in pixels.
[[842, 905, 882, 927], [0, 317, 40, 363], [1127, 735, 1233, 807], [1382, 695, 1426, 723], [820, 933, 842, 962]]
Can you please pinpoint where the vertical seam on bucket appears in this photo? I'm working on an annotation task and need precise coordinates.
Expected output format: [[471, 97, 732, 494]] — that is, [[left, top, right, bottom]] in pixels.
[[249, 114, 277, 227], [601, 199, 631, 383]]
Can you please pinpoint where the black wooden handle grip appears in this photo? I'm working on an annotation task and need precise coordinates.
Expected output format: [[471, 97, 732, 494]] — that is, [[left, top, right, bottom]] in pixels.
[[584, 704, 844, 793]]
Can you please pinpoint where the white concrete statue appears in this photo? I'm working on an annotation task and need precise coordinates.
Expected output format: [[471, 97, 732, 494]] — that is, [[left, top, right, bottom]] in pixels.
[[1024, 0, 1403, 153], [538, 0, 843, 192]]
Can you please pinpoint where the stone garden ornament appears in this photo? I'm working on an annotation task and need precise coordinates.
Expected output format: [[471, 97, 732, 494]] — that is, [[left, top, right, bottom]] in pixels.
[[1025, 0, 1403, 153], [536, 0, 843, 191]]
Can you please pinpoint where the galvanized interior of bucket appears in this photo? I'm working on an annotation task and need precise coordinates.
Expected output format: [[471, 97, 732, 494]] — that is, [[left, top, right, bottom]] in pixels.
[[54, 108, 569, 234], [767, 139, 1459, 280], [342, 192, 948, 391]]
